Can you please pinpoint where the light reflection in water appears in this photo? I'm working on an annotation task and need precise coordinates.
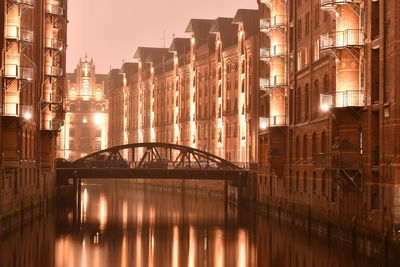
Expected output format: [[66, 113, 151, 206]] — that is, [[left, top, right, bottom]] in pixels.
[[188, 226, 197, 267], [238, 229, 248, 267], [81, 188, 88, 223], [172, 226, 179, 267], [99, 194, 107, 230], [1, 181, 390, 267], [214, 229, 224, 267]]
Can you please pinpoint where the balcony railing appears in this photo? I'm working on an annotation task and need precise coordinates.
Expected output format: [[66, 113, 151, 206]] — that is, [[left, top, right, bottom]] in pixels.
[[45, 65, 63, 77], [5, 25, 34, 43], [260, 75, 287, 90], [4, 64, 34, 80], [8, 0, 34, 6], [45, 38, 63, 50], [260, 16, 287, 32], [42, 120, 62, 131], [335, 90, 364, 107], [320, 29, 364, 50], [43, 93, 63, 104], [321, 0, 363, 10], [259, 115, 287, 133], [46, 3, 64, 16], [1, 102, 32, 118], [260, 46, 287, 61]]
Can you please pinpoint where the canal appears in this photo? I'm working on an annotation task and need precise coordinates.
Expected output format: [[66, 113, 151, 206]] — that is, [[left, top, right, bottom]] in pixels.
[[0, 180, 395, 267]]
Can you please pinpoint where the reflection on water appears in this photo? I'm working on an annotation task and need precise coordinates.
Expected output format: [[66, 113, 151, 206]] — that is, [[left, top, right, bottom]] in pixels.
[[0, 180, 393, 267]]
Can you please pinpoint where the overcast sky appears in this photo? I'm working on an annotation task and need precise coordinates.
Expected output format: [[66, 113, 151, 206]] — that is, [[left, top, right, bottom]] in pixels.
[[67, 0, 257, 73]]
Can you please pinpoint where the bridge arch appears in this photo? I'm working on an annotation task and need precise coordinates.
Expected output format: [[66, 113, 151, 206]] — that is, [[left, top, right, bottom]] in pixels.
[[71, 142, 242, 170]]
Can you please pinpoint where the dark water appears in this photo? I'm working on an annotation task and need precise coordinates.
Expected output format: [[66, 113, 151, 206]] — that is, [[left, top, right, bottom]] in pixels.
[[0, 180, 393, 267]]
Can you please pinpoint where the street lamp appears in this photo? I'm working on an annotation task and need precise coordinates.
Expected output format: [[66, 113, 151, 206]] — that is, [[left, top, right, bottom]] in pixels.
[[320, 94, 333, 112]]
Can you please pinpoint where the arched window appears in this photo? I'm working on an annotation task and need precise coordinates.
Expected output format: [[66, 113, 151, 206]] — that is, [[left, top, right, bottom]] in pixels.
[[303, 171, 307, 192], [313, 172, 317, 193], [323, 75, 329, 93], [312, 133, 317, 155], [305, 84, 310, 120], [296, 136, 300, 159], [303, 134, 308, 160], [296, 87, 302, 122], [321, 131, 327, 153], [314, 80, 319, 117]]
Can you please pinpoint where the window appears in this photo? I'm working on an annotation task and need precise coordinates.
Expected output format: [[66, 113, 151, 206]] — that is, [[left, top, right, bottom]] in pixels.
[[313, 172, 317, 193], [321, 131, 327, 153], [312, 133, 317, 155], [296, 171, 300, 192], [322, 172, 326, 195], [313, 40, 320, 61], [314, 80, 319, 117], [69, 128, 75, 137], [323, 75, 329, 93], [303, 135, 308, 160], [305, 12, 310, 36], [305, 84, 310, 120], [303, 172, 307, 192], [296, 136, 300, 160]]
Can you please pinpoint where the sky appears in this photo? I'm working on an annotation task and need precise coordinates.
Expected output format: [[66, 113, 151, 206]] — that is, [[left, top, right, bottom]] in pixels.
[[67, 0, 258, 73]]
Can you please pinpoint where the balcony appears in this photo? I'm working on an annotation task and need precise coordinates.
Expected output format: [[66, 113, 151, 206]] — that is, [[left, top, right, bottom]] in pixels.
[[45, 65, 63, 77], [5, 25, 34, 43], [260, 76, 287, 91], [320, 29, 364, 50], [7, 0, 34, 8], [4, 64, 34, 80], [260, 16, 287, 33], [46, 3, 64, 16], [259, 115, 287, 133], [335, 90, 364, 107], [45, 38, 63, 51], [42, 120, 62, 131], [320, 0, 363, 10], [43, 93, 63, 104], [260, 46, 287, 61], [1, 102, 32, 118]]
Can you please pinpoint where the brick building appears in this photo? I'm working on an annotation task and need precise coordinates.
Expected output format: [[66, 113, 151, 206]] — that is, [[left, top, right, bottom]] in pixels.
[[57, 57, 108, 161], [258, 0, 400, 242], [107, 9, 260, 168], [1, 0, 67, 217]]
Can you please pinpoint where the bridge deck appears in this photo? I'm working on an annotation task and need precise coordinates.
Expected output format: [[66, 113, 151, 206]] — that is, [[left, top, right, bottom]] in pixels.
[[57, 168, 251, 182]]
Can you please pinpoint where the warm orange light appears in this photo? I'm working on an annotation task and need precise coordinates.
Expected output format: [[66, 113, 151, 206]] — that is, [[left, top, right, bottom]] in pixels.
[[320, 103, 330, 112]]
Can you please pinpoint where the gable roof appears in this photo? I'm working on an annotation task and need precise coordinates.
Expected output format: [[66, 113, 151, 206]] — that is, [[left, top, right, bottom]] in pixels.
[[232, 9, 259, 36]]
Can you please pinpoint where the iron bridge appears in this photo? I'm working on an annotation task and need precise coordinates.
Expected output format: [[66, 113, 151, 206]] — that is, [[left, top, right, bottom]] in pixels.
[[56, 143, 251, 182]]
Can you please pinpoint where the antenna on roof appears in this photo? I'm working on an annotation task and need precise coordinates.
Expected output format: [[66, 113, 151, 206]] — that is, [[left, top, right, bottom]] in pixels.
[[161, 31, 166, 48]]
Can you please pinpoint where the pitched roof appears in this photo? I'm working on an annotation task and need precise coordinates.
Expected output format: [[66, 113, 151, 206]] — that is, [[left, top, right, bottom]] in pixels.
[[133, 47, 170, 64], [169, 38, 191, 54], [232, 9, 259, 36], [185, 19, 214, 43], [210, 17, 238, 47]]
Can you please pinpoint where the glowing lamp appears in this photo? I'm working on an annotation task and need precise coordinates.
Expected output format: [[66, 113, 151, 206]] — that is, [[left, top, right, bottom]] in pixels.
[[23, 112, 32, 120], [320, 94, 333, 112], [94, 114, 103, 125], [259, 117, 269, 130], [320, 103, 330, 112]]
